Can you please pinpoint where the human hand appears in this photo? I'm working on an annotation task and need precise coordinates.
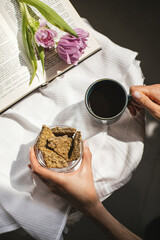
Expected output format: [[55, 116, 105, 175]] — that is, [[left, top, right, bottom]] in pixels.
[[29, 143, 143, 240], [128, 84, 160, 120], [29, 141, 100, 212]]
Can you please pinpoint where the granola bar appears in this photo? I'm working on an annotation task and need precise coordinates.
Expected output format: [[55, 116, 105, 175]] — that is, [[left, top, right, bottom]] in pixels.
[[69, 131, 81, 161], [35, 125, 82, 169], [36, 125, 54, 149], [40, 147, 68, 168], [51, 126, 76, 137], [47, 135, 72, 160]]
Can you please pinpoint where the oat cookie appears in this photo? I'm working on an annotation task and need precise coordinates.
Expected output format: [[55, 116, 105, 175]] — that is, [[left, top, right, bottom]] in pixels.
[[36, 125, 54, 149], [69, 131, 82, 161], [36, 125, 82, 169], [47, 135, 72, 160], [40, 147, 68, 168], [51, 126, 76, 137]]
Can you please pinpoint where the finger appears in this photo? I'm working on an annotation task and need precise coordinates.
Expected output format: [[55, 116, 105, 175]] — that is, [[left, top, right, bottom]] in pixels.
[[130, 85, 147, 94], [129, 97, 142, 108], [135, 105, 142, 112], [131, 91, 160, 119], [29, 147, 64, 185], [29, 147, 41, 169], [130, 84, 160, 104], [80, 140, 92, 168], [128, 104, 137, 116], [28, 164, 31, 169]]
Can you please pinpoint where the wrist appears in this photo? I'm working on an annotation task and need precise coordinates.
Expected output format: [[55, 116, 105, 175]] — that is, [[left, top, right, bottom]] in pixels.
[[82, 198, 105, 218], [83, 200, 143, 240]]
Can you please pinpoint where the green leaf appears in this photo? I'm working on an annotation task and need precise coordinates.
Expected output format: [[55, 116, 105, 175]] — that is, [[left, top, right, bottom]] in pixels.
[[37, 46, 45, 74], [21, 0, 78, 37], [19, 2, 37, 84], [26, 29, 37, 85], [23, 3, 39, 32], [30, 27, 45, 73], [19, 2, 31, 58]]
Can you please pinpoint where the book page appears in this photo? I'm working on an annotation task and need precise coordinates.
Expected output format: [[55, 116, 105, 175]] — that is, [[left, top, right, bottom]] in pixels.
[[0, 0, 100, 113], [34, 0, 101, 81], [1, 0, 101, 81], [0, 13, 43, 113]]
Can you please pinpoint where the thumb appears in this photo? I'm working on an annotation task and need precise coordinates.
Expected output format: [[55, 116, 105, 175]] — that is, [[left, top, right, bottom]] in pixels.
[[81, 140, 92, 168], [29, 147, 63, 185], [132, 90, 159, 117]]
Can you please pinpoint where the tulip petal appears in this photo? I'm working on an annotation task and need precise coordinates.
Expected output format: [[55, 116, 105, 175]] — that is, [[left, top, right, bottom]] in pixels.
[[39, 18, 47, 27], [57, 28, 89, 65]]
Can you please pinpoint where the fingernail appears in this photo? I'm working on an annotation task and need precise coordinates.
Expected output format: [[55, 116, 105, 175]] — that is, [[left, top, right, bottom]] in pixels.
[[132, 91, 141, 99], [84, 140, 89, 148]]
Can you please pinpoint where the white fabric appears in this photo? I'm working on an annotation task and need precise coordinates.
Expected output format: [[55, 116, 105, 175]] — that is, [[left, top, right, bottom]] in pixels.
[[0, 20, 145, 239]]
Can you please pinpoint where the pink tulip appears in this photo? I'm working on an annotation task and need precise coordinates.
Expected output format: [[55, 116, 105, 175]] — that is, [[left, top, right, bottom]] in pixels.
[[57, 28, 89, 65], [34, 19, 57, 48]]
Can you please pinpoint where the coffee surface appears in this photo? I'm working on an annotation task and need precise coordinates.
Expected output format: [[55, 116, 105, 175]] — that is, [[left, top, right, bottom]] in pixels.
[[88, 84, 126, 118]]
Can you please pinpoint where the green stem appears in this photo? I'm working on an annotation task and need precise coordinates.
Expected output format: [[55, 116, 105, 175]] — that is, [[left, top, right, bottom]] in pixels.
[[18, 1, 37, 84], [24, 4, 39, 32]]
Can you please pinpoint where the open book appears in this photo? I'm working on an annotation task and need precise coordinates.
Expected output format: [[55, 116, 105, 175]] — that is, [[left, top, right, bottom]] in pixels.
[[0, 0, 101, 114]]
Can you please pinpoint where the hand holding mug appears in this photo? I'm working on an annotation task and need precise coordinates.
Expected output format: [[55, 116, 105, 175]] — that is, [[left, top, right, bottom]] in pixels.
[[129, 84, 160, 120]]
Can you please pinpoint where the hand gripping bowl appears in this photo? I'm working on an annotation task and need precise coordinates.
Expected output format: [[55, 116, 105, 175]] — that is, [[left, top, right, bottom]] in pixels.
[[34, 125, 83, 173]]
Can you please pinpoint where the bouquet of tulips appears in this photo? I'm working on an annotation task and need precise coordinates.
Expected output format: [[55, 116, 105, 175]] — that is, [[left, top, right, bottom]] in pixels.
[[18, 0, 89, 84]]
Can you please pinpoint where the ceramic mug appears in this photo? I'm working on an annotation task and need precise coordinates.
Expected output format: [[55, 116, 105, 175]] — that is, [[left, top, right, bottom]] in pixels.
[[85, 78, 130, 125]]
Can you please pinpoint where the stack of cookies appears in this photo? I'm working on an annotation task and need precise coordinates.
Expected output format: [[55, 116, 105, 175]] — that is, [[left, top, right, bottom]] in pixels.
[[35, 125, 82, 168]]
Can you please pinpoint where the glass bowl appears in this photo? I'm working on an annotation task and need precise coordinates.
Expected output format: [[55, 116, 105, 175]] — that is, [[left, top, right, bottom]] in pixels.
[[34, 125, 83, 173]]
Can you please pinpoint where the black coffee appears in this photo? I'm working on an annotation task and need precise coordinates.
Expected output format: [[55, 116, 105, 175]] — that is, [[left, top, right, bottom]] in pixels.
[[88, 81, 126, 118]]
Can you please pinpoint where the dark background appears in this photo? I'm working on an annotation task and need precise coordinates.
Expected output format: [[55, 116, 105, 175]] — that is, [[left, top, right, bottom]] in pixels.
[[1, 0, 160, 239]]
